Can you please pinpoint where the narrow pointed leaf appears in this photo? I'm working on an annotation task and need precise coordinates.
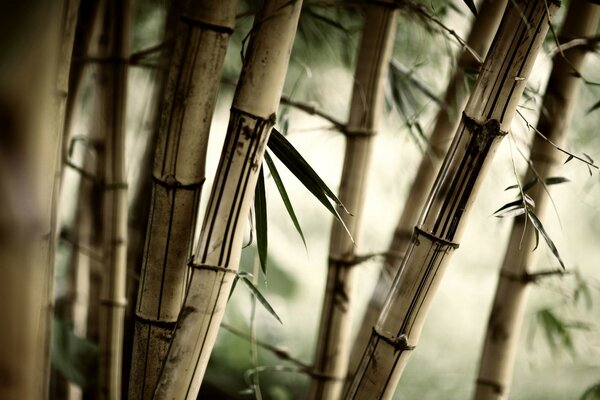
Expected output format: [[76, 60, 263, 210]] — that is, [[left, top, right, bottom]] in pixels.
[[462, 0, 478, 17], [527, 210, 565, 270], [587, 99, 600, 114], [523, 193, 535, 208], [564, 154, 574, 164], [493, 199, 525, 217], [544, 176, 570, 186], [254, 167, 268, 275], [240, 276, 282, 324], [264, 151, 306, 248], [267, 129, 354, 242]]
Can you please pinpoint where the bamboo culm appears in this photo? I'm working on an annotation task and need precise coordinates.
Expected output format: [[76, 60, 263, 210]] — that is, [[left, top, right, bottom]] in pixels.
[[348, 0, 508, 377], [345, 1, 557, 398], [95, 1, 131, 398], [309, 3, 398, 399], [152, 1, 302, 398], [474, 1, 600, 399], [128, 2, 237, 399]]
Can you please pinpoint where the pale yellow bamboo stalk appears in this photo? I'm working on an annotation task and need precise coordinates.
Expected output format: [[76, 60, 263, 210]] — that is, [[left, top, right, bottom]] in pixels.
[[0, 1, 66, 398], [128, 2, 237, 399], [308, 3, 398, 399], [348, 0, 508, 378], [94, 1, 131, 398], [152, 1, 302, 398], [474, 2, 600, 399], [345, 1, 557, 398]]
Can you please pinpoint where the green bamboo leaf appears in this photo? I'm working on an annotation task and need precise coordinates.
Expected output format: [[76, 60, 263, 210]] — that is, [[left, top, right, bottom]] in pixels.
[[587, 98, 600, 114], [264, 151, 306, 248], [240, 276, 282, 324], [493, 199, 525, 218], [51, 318, 98, 388], [580, 382, 600, 400], [254, 167, 268, 275], [544, 176, 570, 186], [527, 210, 565, 270], [267, 129, 354, 242], [462, 0, 478, 17], [564, 154, 574, 164]]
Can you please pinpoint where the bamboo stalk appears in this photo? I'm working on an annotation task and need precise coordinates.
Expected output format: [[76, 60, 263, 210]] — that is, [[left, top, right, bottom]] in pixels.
[[308, 3, 398, 399], [94, 1, 131, 398], [474, 2, 600, 399], [128, 2, 237, 399], [348, 0, 508, 378], [152, 1, 302, 398], [345, 1, 557, 398]]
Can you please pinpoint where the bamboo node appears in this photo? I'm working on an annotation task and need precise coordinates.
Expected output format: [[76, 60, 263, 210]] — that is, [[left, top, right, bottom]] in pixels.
[[188, 262, 236, 274], [414, 227, 459, 249], [343, 127, 376, 137], [475, 378, 505, 395], [100, 299, 127, 308], [462, 113, 506, 139], [372, 327, 415, 352], [105, 181, 128, 190], [153, 174, 206, 190]]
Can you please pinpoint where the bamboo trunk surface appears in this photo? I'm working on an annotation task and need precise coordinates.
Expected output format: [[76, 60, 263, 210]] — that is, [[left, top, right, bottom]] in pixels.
[[474, 2, 600, 399], [152, 1, 302, 398], [345, 1, 557, 398], [309, 3, 397, 399]]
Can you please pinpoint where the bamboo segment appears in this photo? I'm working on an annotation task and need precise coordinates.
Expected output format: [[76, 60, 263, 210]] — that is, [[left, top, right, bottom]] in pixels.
[[309, 3, 398, 399], [95, 1, 131, 398], [474, 2, 600, 399], [153, 1, 302, 398], [128, 2, 237, 399], [348, 0, 508, 377], [345, 1, 557, 398]]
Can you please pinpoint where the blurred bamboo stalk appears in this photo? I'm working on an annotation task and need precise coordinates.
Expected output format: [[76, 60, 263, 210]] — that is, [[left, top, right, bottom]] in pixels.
[[153, 1, 302, 398], [348, 0, 508, 380], [345, 1, 557, 398], [474, 1, 600, 399], [308, 2, 398, 399], [128, 1, 237, 398]]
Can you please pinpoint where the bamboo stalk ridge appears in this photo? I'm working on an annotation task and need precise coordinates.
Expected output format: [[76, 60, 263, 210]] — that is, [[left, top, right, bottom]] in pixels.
[[345, 1, 557, 398], [153, 1, 302, 398], [95, 0, 131, 398], [474, 2, 600, 399], [308, 3, 398, 399], [128, 1, 237, 399], [0, 1, 77, 398], [348, 0, 508, 377]]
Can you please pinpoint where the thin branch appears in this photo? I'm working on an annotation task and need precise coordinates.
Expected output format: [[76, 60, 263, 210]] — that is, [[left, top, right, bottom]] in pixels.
[[516, 109, 598, 170], [548, 34, 600, 58], [280, 95, 346, 130]]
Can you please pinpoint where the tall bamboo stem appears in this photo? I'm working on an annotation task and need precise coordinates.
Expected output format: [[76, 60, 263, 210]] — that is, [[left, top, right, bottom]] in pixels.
[[345, 1, 557, 398], [152, 1, 302, 398], [474, 2, 600, 399], [95, 1, 131, 398], [308, 3, 397, 399], [348, 0, 508, 377], [128, 2, 237, 399]]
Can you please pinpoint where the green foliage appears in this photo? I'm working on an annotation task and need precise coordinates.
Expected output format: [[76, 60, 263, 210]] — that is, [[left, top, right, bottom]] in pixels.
[[580, 382, 600, 400], [255, 168, 268, 275], [51, 318, 98, 388]]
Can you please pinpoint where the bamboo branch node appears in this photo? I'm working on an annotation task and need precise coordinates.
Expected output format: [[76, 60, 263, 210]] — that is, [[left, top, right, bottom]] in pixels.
[[500, 269, 568, 283], [134, 314, 177, 329], [475, 378, 505, 395], [153, 174, 206, 190], [342, 127, 376, 137], [188, 262, 236, 274], [180, 17, 235, 34], [372, 327, 415, 352], [462, 113, 506, 140], [413, 227, 459, 249]]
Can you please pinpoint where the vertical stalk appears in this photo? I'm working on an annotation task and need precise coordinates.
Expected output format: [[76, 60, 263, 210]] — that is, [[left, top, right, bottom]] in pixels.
[[128, 2, 237, 399], [153, 1, 302, 398], [474, 2, 600, 399], [345, 1, 557, 398], [348, 0, 508, 377], [308, 3, 397, 399], [95, 0, 131, 398]]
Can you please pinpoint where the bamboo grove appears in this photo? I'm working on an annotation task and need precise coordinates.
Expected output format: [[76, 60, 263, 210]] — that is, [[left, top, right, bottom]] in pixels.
[[1, 0, 600, 399]]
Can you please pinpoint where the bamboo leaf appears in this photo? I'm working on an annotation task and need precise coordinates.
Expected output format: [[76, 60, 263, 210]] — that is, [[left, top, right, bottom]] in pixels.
[[254, 167, 268, 275], [580, 382, 600, 400], [587, 99, 600, 114], [493, 199, 525, 217], [462, 0, 478, 17], [267, 129, 354, 242], [264, 151, 306, 248], [544, 176, 570, 186], [51, 318, 98, 388], [564, 154, 574, 164], [527, 210, 565, 270], [240, 276, 283, 324]]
